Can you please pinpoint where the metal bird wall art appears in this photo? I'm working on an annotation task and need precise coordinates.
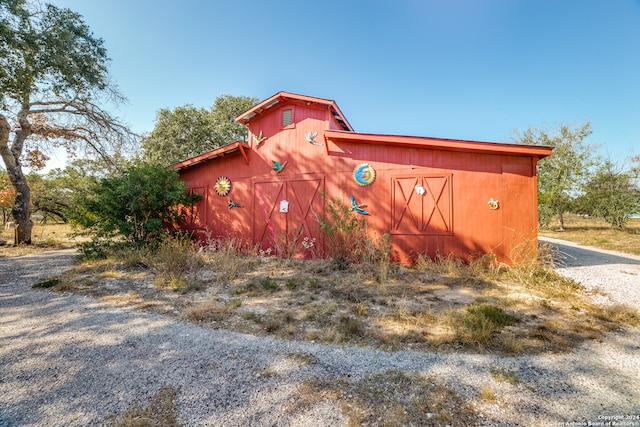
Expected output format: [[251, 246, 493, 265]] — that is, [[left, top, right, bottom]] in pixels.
[[271, 160, 288, 173], [253, 130, 266, 146], [305, 131, 322, 146], [350, 195, 369, 215], [228, 198, 244, 209]]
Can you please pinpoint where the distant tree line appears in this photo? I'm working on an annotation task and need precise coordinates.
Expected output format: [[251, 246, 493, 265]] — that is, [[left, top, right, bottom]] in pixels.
[[513, 122, 640, 231]]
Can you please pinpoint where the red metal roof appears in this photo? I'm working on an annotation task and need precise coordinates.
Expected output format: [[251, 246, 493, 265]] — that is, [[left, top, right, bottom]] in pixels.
[[324, 130, 553, 158], [171, 141, 250, 170], [235, 91, 354, 132]]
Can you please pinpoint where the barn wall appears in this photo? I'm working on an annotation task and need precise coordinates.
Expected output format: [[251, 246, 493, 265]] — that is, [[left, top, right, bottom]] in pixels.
[[178, 102, 539, 264]]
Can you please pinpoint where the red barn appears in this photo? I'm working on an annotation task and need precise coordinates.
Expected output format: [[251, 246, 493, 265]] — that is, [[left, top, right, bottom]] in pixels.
[[174, 92, 552, 264]]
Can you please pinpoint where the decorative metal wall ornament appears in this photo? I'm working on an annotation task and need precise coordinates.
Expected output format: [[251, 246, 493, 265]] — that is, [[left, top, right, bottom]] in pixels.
[[271, 160, 288, 173], [353, 163, 376, 186], [214, 176, 232, 196], [350, 195, 369, 215], [488, 198, 499, 210], [228, 198, 243, 209], [305, 131, 322, 146], [253, 130, 266, 146]]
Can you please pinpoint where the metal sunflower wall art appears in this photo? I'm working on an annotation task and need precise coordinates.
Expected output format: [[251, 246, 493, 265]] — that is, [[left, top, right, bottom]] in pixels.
[[353, 163, 376, 186], [214, 176, 232, 196]]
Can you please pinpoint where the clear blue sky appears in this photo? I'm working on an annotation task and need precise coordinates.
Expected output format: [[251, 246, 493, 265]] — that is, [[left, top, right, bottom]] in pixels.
[[49, 0, 639, 162]]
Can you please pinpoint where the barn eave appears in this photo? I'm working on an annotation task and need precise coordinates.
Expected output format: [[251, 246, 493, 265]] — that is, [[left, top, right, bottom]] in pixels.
[[171, 141, 250, 170], [323, 130, 553, 158]]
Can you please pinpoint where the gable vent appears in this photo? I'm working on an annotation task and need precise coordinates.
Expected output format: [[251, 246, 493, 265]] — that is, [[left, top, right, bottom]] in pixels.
[[281, 109, 293, 127]]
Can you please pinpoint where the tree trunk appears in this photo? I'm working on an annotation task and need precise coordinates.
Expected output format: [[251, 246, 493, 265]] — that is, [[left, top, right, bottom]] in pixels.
[[0, 113, 33, 245], [557, 211, 565, 231], [11, 179, 32, 245]]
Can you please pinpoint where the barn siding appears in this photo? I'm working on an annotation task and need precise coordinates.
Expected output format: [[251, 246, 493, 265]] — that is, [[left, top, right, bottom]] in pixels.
[[176, 93, 549, 264]]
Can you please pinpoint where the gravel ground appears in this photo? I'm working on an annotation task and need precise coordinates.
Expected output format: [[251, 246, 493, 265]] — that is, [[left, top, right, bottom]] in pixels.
[[1, 244, 640, 426], [540, 236, 640, 308]]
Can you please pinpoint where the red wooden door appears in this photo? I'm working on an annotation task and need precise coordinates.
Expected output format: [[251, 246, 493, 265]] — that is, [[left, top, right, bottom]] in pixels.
[[254, 177, 323, 257], [391, 175, 452, 235]]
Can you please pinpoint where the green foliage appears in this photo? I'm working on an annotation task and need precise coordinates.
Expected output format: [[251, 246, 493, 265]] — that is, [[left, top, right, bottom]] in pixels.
[[28, 159, 99, 223], [465, 304, 517, 327], [73, 163, 196, 243], [209, 94, 259, 144], [141, 105, 213, 166], [319, 194, 391, 268], [1, 0, 133, 244], [579, 160, 640, 230], [141, 95, 258, 166], [448, 303, 517, 347], [32, 277, 61, 289], [285, 279, 297, 290], [489, 366, 521, 385], [514, 123, 597, 229], [261, 277, 279, 290], [0, 0, 109, 103]]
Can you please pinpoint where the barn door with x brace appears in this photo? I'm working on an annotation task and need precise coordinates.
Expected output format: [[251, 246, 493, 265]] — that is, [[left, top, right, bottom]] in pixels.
[[391, 175, 452, 235], [254, 177, 324, 258]]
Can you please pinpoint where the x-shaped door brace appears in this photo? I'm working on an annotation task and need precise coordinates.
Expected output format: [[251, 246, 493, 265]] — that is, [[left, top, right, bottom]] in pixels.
[[394, 177, 449, 232], [287, 180, 322, 239], [257, 180, 322, 243]]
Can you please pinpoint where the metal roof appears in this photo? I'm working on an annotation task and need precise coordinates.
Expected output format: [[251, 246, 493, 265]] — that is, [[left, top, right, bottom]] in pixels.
[[171, 141, 250, 170], [324, 130, 553, 158]]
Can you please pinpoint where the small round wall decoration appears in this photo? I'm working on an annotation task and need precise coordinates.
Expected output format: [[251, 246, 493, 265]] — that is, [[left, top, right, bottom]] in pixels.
[[214, 176, 232, 196], [353, 163, 376, 186]]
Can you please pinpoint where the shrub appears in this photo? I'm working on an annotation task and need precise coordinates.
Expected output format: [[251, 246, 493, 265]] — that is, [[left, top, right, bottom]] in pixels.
[[72, 162, 198, 244], [261, 277, 278, 290], [319, 194, 390, 268]]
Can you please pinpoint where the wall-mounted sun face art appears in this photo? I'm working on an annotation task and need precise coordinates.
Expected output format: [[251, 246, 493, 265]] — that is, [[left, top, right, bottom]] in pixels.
[[215, 176, 232, 196], [353, 163, 376, 186]]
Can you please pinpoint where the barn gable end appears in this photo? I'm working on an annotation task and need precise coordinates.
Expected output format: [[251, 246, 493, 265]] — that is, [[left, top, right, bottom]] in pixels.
[[174, 91, 552, 264]]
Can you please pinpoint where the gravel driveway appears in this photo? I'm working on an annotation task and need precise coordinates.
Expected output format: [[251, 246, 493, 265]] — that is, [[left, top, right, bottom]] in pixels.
[[540, 236, 640, 308], [1, 244, 639, 426]]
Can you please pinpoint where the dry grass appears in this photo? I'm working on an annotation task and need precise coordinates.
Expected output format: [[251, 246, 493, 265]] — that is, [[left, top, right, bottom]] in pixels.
[[18, 215, 640, 356], [479, 384, 496, 402], [0, 222, 79, 256], [288, 369, 479, 426], [106, 385, 180, 427], [540, 214, 640, 255], [50, 241, 640, 357]]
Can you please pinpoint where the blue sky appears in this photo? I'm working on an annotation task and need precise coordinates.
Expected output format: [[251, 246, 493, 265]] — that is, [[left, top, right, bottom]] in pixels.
[[48, 0, 639, 163]]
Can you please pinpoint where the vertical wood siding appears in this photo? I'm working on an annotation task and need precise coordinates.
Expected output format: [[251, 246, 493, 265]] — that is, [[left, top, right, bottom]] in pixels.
[[178, 101, 540, 264]]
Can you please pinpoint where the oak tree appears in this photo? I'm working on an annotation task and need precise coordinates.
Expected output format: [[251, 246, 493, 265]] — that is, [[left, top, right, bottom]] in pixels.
[[580, 159, 640, 230], [141, 95, 258, 166], [0, 0, 134, 244], [513, 123, 597, 230]]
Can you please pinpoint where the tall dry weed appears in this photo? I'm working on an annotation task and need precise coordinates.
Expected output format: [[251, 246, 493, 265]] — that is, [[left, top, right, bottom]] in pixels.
[[143, 234, 205, 288], [203, 235, 258, 283], [506, 240, 582, 299]]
